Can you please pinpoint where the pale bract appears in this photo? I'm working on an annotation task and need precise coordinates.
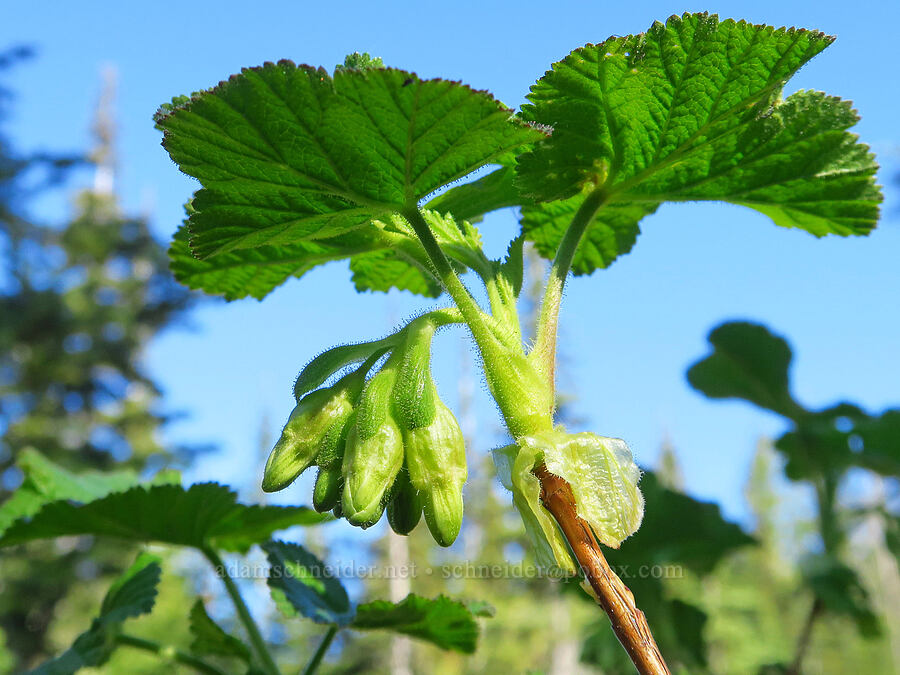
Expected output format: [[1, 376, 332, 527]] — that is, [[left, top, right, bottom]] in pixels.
[[494, 429, 644, 571]]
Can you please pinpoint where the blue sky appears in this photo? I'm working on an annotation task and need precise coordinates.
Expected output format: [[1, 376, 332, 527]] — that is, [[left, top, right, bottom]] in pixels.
[[3, 1, 898, 531]]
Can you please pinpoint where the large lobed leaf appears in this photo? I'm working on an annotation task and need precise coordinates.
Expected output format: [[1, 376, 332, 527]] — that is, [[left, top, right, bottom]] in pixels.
[[0, 481, 327, 552], [517, 12, 881, 273], [157, 61, 541, 299]]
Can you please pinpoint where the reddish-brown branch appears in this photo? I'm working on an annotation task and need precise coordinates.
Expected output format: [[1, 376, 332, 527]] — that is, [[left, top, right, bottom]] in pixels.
[[535, 463, 670, 675]]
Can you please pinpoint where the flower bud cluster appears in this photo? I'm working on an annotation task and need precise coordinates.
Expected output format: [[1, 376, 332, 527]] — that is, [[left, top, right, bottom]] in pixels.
[[263, 317, 467, 547]]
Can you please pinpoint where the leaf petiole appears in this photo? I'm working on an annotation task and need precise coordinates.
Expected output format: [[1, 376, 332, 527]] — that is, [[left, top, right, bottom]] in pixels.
[[301, 625, 339, 675], [531, 188, 607, 390], [115, 634, 230, 675]]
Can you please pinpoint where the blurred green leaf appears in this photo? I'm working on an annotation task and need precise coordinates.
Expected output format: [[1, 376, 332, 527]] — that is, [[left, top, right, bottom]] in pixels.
[[775, 404, 900, 480], [263, 540, 354, 626], [0, 449, 177, 535], [611, 472, 754, 574], [800, 554, 880, 637], [29, 552, 161, 674], [0, 482, 327, 552], [580, 472, 752, 671], [188, 599, 251, 663], [352, 594, 481, 653], [687, 321, 802, 418]]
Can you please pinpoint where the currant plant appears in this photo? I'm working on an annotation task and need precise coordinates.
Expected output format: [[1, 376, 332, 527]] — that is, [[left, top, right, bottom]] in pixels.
[[155, 13, 881, 673]]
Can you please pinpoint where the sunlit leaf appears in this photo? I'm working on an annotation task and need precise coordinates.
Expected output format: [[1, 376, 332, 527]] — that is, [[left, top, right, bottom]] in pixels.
[[517, 13, 880, 273]]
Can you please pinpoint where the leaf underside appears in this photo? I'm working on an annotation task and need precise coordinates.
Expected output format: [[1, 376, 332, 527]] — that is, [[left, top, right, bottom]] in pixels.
[[264, 540, 355, 626], [157, 62, 541, 299], [517, 12, 881, 274]]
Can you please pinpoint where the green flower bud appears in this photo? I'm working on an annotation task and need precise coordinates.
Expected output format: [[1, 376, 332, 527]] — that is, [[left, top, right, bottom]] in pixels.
[[312, 464, 342, 513], [342, 365, 403, 528], [262, 368, 364, 493], [387, 465, 423, 535], [403, 398, 467, 546], [392, 319, 438, 430]]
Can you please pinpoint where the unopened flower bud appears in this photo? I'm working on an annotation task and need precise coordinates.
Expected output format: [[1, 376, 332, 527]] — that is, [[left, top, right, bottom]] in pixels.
[[403, 399, 467, 546], [342, 365, 403, 528]]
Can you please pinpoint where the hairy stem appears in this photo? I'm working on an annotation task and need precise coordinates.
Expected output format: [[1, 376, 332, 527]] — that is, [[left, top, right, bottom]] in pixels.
[[788, 598, 823, 675], [535, 464, 670, 675], [402, 207, 490, 335], [531, 188, 607, 389], [115, 634, 229, 675], [302, 625, 339, 675], [202, 547, 281, 675]]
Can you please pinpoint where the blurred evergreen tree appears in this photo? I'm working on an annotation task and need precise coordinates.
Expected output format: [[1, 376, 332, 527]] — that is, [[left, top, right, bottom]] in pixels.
[[0, 59, 193, 668]]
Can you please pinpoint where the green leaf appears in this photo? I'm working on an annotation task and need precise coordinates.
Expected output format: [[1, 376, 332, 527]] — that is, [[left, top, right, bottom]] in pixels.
[[687, 321, 802, 418], [424, 164, 525, 223], [0, 449, 179, 536], [496, 235, 524, 297], [156, 61, 542, 261], [852, 409, 900, 476], [352, 594, 481, 653], [521, 198, 656, 274], [608, 472, 754, 575], [801, 554, 880, 637], [518, 13, 880, 273], [581, 472, 751, 671], [776, 404, 900, 480], [169, 208, 480, 301], [263, 540, 354, 626], [29, 553, 161, 674], [335, 52, 384, 72], [189, 599, 252, 663], [0, 482, 328, 552]]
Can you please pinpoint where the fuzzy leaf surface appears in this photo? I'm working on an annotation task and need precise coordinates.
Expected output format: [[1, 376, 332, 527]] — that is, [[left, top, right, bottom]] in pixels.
[[156, 61, 541, 261], [517, 13, 881, 273]]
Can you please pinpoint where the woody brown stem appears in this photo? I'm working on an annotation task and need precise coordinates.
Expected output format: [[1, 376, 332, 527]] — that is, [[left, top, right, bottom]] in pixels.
[[535, 463, 670, 675]]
